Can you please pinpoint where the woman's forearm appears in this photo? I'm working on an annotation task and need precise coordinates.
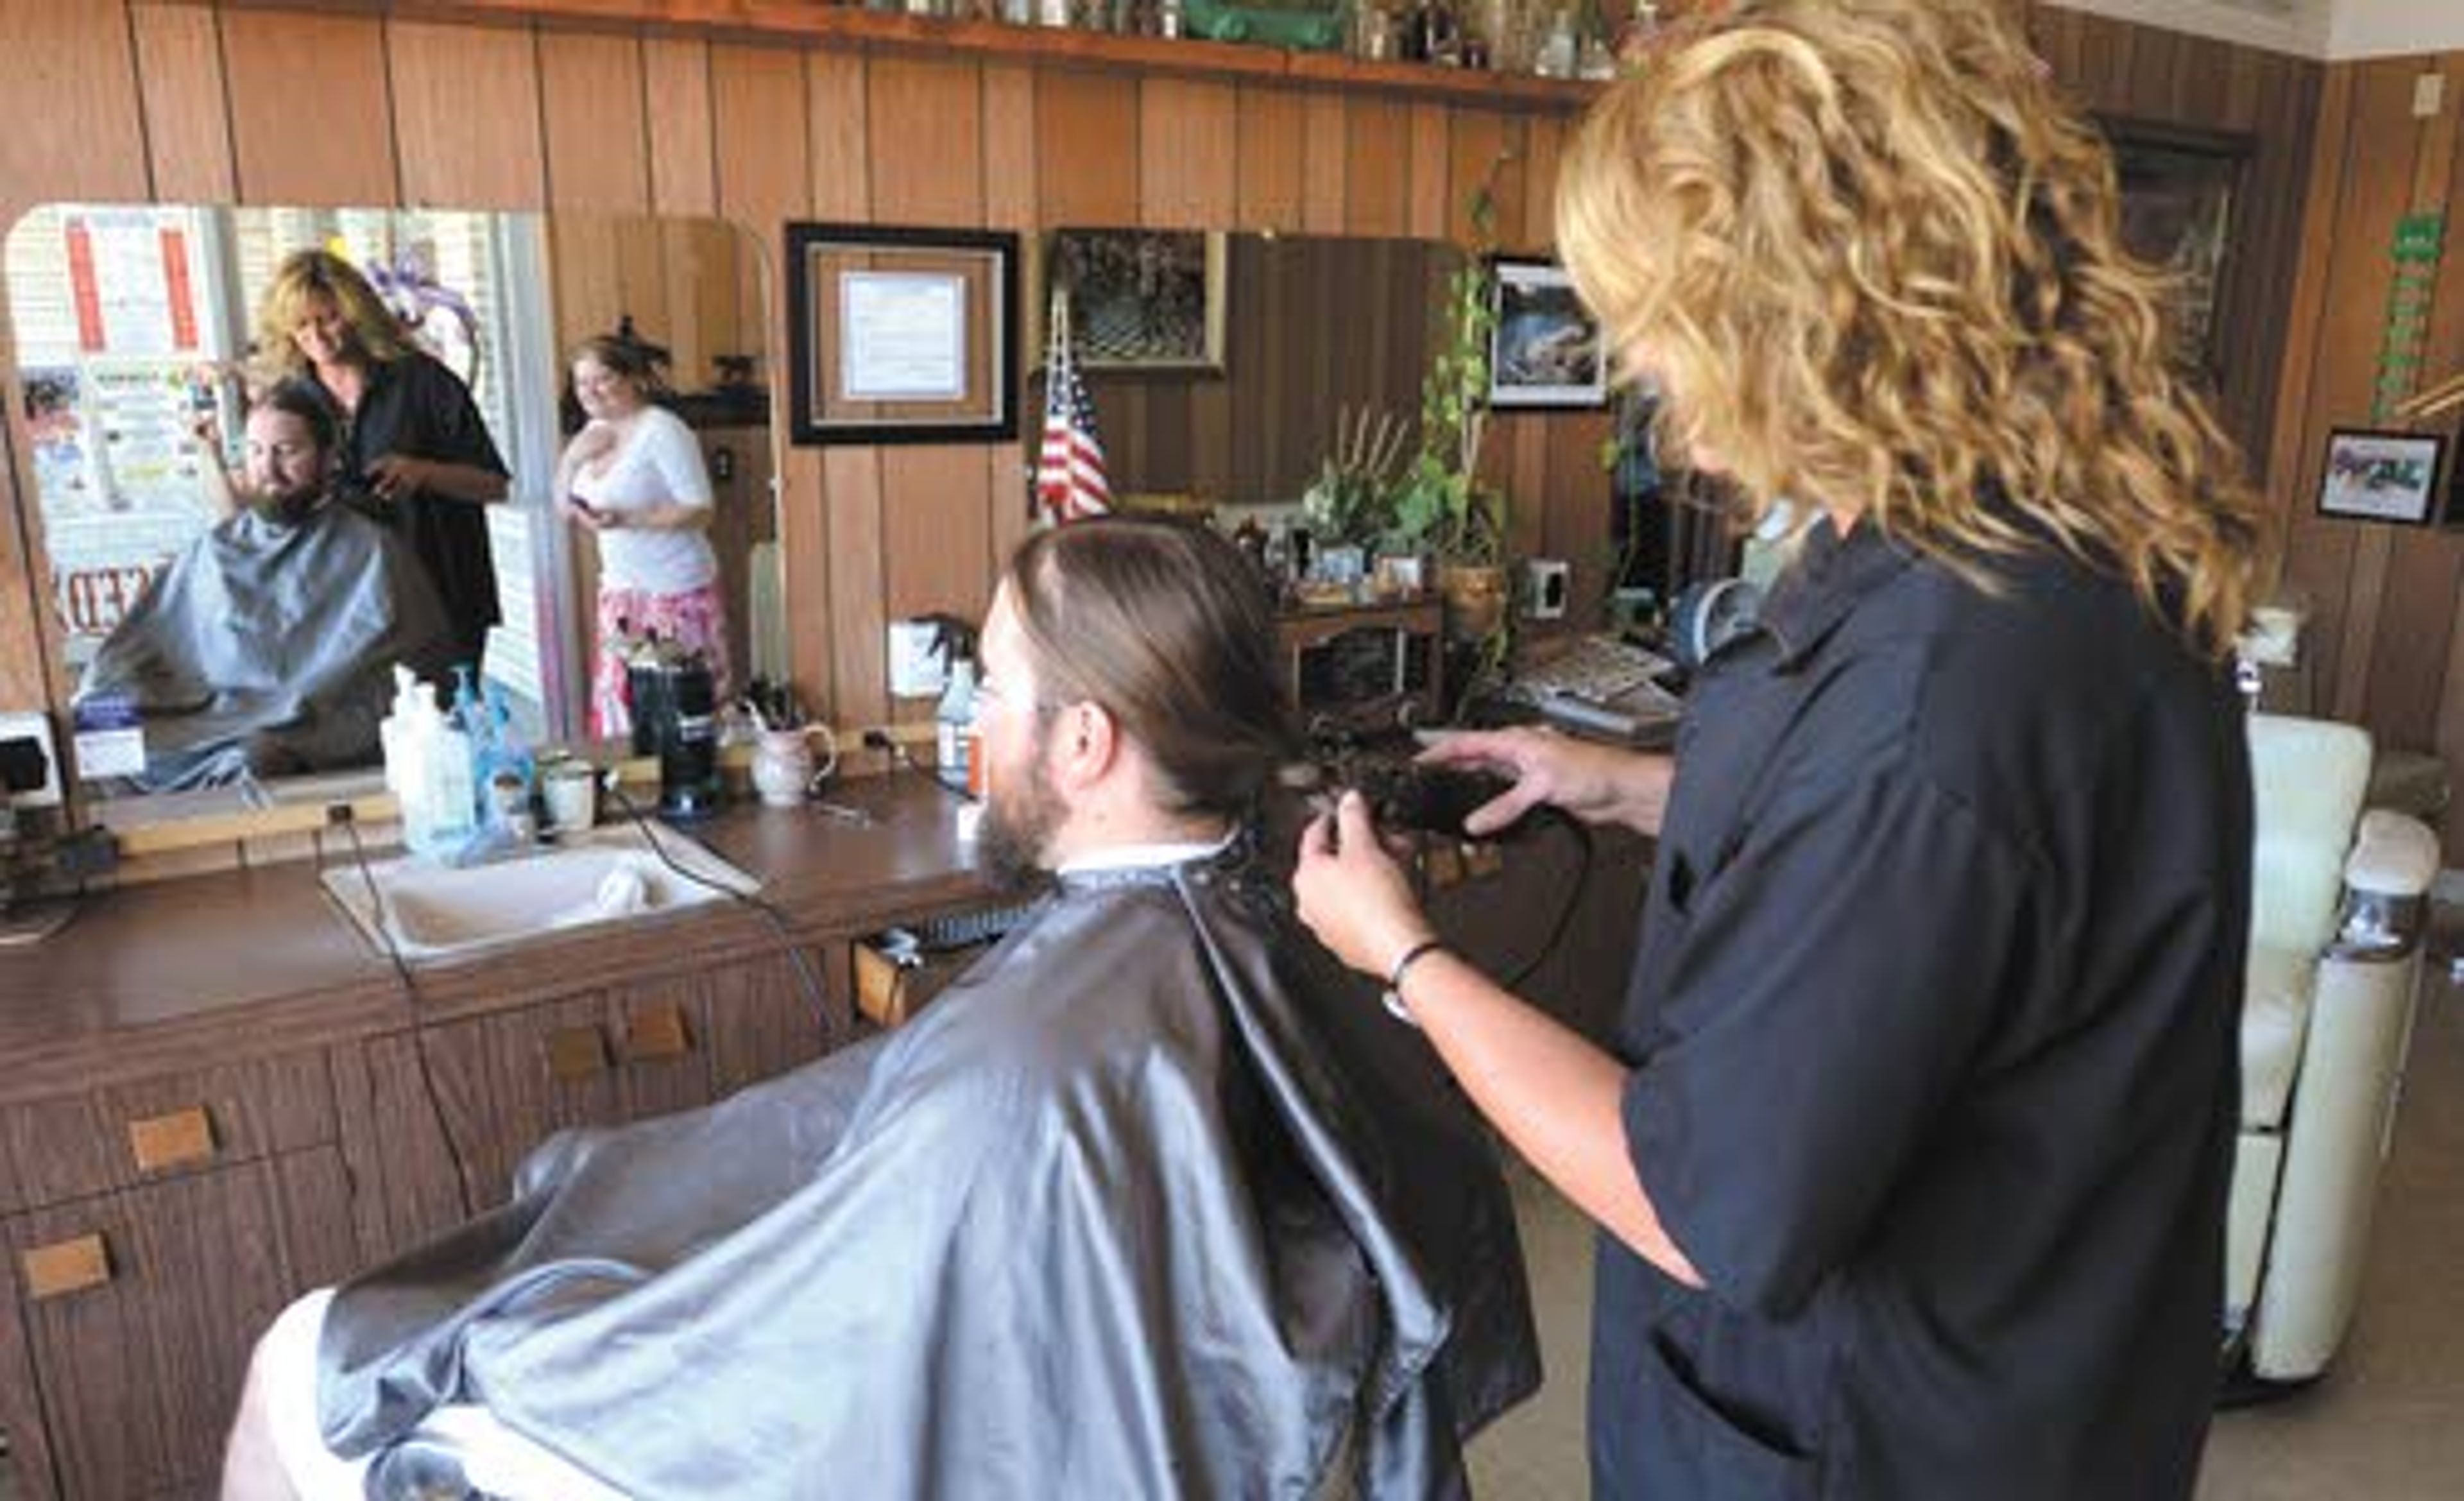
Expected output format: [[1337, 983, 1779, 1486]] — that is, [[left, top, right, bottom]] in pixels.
[[422, 460, 509, 505], [1399, 950, 1703, 1286]]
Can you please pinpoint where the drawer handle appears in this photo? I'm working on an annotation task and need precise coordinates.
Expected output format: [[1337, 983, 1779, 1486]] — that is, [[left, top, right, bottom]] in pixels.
[[623, 1006, 693, 1063], [127, 1105, 218, 1174], [543, 1024, 610, 1082], [22, 1233, 112, 1301]]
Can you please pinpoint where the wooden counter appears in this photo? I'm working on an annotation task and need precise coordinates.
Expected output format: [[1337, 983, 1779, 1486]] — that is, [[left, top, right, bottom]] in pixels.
[[0, 775, 991, 1102], [0, 775, 1643, 1500]]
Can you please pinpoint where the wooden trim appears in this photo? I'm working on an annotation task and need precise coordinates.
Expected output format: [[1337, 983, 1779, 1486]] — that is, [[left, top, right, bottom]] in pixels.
[[391, 1, 1598, 111], [543, 1022, 610, 1081], [620, 1002, 692, 1061], [126, 1105, 218, 1174], [22, 1233, 112, 1301]]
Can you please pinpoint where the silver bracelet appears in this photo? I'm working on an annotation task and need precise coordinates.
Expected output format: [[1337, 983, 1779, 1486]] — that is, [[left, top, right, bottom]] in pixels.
[[1380, 938, 1446, 1026]]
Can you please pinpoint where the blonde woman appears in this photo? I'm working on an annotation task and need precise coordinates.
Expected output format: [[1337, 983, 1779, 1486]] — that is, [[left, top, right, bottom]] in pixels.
[[555, 332, 730, 739], [1296, 2, 2262, 1496], [252, 249, 509, 675]]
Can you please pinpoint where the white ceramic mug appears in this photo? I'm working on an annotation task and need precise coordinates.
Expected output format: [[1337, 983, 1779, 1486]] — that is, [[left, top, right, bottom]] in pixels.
[[541, 761, 598, 834], [753, 723, 839, 807]]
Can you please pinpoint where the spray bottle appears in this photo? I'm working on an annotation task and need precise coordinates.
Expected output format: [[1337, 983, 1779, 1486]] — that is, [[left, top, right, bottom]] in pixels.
[[930, 615, 979, 794]]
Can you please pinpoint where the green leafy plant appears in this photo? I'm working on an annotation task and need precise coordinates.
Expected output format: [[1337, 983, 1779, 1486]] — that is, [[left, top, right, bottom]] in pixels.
[[1388, 163, 1511, 567]]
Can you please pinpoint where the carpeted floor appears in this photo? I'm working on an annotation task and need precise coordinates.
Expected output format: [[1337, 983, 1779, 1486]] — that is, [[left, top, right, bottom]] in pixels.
[[1467, 944, 2464, 1499]]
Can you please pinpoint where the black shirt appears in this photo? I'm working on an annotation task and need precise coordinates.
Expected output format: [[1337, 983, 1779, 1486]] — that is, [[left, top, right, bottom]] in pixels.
[[332, 350, 509, 641], [1593, 518, 2249, 1499]]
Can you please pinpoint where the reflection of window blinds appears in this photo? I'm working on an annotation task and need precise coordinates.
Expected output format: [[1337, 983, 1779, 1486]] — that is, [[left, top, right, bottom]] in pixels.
[[229, 210, 516, 454]]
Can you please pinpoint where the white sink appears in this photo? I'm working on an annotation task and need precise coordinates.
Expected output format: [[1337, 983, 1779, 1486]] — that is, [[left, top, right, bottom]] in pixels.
[[320, 821, 760, 965]]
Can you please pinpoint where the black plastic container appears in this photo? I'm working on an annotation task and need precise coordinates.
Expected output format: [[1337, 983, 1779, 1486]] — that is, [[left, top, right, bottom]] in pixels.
[[648, 658, 722, 821]]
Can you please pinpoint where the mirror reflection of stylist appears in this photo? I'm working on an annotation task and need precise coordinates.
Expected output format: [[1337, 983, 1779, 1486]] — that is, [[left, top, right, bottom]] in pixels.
[[253, 248, 509, 677], [1296, 3, 2261, 1497], [556, 331, 730, 741]]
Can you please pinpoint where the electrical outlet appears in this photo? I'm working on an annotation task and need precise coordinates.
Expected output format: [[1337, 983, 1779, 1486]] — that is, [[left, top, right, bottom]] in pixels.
[[887, 620, 948, 699], [0, 711, 61, 809], [2416, 72, 2446, 120]]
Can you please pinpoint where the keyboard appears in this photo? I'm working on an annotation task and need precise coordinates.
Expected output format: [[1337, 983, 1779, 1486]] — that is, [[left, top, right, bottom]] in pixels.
[[1510, 635, 1684, 744], [1512, 634, 1677, 705]]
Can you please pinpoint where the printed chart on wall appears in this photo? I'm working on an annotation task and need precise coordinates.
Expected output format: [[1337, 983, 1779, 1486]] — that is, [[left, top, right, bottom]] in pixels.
[[4, 204, 234, 667]]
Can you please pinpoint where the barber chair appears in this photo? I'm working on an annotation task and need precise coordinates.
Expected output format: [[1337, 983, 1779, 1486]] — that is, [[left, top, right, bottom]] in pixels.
[[2225, 713, 2441, 1392]]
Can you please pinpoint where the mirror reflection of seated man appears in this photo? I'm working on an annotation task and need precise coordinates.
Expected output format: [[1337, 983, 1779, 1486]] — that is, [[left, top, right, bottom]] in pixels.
[[220, 517, 1537, 1500], [76, 381, 448, 791]]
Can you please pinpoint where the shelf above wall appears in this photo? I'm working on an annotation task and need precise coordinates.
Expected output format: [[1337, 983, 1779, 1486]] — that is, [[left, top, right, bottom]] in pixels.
[[424, 0, 1605, 110]]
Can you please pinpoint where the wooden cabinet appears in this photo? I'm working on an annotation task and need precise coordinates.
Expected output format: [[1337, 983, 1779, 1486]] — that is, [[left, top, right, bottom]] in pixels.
[[413, 948, 834, 1214], [0, 943, 841, 1498], [4, 1149, 355, 1500]]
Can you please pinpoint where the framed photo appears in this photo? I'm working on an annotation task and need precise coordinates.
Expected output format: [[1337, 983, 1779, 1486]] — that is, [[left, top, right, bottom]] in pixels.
[[1032, 229, 1227, 373], [2318, 429, 2445, 526], [784, 223, 1018, 446], [2109, 124, 2248, 385], [1488, 257, 1607, 410]]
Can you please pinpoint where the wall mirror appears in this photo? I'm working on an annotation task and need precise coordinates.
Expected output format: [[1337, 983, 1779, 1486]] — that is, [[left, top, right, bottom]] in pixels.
[[1022, 230, 1462, 510], [4, 203, 779, 811]]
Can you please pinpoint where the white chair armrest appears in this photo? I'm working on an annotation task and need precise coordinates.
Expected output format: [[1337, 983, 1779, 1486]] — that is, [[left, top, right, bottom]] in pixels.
[[2345, 810, 2439, 900]]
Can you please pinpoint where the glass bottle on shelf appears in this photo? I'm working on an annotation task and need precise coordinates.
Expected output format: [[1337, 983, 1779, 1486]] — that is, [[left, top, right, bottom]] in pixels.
[[1355, 4, 1397, 60], [1477, 0, 1525, 73], [1400, 0, 1433, 62], [1614, 0, 1662, 62], [1534, 7, 1579, 77]]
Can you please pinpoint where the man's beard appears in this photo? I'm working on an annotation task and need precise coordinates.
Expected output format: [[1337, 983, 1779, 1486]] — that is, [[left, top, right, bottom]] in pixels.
[[974, 737, 1064, 891]]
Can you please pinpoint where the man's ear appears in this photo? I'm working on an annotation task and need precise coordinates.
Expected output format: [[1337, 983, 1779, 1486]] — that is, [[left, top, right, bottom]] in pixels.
[[1052, 701, 1119, 791]]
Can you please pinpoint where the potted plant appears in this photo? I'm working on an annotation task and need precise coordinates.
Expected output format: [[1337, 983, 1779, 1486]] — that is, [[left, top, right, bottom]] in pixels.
[[1300, 405, 1411, 567], [1387, 169, 1514, 660]]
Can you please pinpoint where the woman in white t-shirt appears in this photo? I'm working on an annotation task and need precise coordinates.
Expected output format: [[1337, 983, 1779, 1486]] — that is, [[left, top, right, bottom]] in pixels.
[[556, 332, 731, 738]]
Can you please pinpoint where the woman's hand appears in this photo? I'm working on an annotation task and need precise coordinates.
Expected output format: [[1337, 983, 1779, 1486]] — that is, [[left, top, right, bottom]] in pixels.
[[1419, 727, 1675, 837], [560, 496, 615, 532], [1294, 791, 1439, 983], [366, 453, 432, 501]]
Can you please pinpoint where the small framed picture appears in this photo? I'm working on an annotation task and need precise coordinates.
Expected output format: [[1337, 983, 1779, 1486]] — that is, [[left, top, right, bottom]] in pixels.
[[783, 222, 1020, 446], [2318, 429, 2445, 526], [1489, 257, 1608, 410]]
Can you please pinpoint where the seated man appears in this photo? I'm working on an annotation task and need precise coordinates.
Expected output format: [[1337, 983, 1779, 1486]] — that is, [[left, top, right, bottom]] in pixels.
[[78, 381, 447, 791], [223, 517, 1538, 1500]]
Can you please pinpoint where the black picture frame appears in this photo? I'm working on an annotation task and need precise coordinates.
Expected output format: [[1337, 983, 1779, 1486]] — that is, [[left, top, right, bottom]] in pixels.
[[785, 222, 1019, 447], [2318, 427, 2446, 527], [1487, 255, 1608, 411], [2105, 121, 2250, 386]]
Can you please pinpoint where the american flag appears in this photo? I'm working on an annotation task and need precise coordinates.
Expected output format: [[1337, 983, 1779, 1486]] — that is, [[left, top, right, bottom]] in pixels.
[[1036, 291, 1111, 524]]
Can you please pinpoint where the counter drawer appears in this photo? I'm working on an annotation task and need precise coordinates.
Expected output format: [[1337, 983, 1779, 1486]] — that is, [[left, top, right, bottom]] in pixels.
[[416, 951, 834, 1214], [0, 1049, 339, 1216], [4, 1147, 357, 1501]]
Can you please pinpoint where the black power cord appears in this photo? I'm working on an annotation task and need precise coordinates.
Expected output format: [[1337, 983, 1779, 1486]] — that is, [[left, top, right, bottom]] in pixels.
[[331, 807, 479, 1206], [1499, 814, 1593, 991], [863, 728, 977, 805], [599, 778, 838, 1052]]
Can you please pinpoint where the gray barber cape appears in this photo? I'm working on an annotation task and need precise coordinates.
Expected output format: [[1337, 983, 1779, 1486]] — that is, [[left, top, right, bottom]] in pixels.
[[78, 496, 445, 790], [319, 849, 1540, 1499]]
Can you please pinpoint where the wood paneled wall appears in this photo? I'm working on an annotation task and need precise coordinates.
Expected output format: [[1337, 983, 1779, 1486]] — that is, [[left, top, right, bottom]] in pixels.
[[2262, 49, 2464, 855], [0, 3, 2329, 768], [1085, 236, 1448, 508], [0, 3, 1593, 738]]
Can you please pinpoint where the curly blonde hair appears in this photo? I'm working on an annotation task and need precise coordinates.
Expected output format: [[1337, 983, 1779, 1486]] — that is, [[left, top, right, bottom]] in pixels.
[[252, 248, 413, 379], [1557, 0, 2262, 656]]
